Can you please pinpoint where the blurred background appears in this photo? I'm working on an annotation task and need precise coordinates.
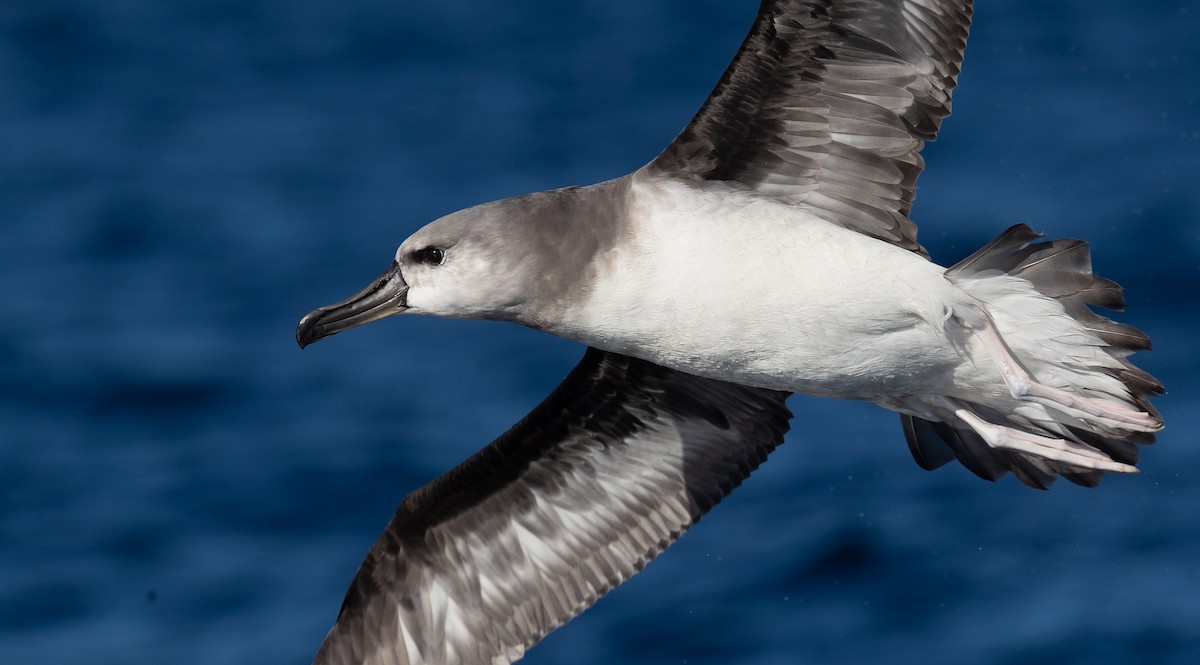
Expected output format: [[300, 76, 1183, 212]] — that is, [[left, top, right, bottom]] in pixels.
[[2, 1, 1197, 663]]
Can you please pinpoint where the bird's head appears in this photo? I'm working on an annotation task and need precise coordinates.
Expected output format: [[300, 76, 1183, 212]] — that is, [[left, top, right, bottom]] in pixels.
[[295, 181, 625, 348], [295, 202, 531, 348]]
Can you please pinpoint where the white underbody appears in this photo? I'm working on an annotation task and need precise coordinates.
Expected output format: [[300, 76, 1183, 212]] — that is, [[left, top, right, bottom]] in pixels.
[[560, 175, 992, 402], [537, 174, 1158, 475]]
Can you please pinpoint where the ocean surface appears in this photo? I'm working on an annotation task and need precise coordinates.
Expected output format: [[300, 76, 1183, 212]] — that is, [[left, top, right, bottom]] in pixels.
[[3, 1, 1198, 663]]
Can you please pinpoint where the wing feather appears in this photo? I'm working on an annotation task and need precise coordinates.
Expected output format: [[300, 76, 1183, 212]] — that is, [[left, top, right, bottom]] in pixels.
[[645, 0, 974, 255], [312, 349, 792, 665]]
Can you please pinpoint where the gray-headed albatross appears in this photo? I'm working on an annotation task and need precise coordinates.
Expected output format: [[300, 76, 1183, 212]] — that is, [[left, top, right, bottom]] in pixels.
[[295, 1, 1163, 663]]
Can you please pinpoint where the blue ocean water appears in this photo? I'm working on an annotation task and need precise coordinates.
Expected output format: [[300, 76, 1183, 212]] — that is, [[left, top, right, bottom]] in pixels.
[[2, 1, 1198, 663]]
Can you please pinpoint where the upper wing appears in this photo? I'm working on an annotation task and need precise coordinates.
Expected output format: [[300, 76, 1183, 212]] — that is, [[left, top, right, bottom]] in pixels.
[[312, 349, 792, 665], [645, 0, 974, 256]]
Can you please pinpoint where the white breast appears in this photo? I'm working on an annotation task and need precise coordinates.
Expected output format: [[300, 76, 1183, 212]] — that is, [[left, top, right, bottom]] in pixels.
[[560, 176, 971, 398]]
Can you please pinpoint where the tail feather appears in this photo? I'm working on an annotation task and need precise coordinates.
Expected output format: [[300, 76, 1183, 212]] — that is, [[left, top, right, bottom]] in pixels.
[[998, 449, 1057, 489], [906, 224, 1163, 488], [900, 414, 957, 471]]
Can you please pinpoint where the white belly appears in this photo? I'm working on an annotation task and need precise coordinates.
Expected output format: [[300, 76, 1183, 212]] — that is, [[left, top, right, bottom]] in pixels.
[[560, 178, 971, 398]]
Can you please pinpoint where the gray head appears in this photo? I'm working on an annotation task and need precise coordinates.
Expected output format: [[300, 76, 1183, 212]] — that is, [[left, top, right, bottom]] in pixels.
[[296, 178, 629, 348]]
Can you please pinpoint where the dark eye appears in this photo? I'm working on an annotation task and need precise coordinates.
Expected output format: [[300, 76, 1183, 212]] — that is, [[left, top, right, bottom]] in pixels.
[[411, 246, 445, 266]]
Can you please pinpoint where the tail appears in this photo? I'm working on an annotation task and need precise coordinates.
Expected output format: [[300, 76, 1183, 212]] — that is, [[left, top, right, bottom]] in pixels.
[[902, 224, 1164, 489]]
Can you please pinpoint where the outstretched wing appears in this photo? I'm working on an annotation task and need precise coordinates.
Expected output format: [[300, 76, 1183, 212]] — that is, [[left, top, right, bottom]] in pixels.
[[312, 349, 792, 665], [645, 0, 974, 256]]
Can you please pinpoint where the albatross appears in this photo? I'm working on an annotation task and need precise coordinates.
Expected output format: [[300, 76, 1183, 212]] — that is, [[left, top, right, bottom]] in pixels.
[[295, 1, 1163, 663]]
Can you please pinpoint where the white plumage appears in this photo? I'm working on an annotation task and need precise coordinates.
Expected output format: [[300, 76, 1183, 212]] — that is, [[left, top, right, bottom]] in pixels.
[[542, 173, 1158, 476]]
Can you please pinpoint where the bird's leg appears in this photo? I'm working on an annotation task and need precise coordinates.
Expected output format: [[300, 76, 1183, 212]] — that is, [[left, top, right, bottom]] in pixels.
[[952, 405, 1138, 473], [960, 313, 1160, 432], [919, 395, 1138, 473]]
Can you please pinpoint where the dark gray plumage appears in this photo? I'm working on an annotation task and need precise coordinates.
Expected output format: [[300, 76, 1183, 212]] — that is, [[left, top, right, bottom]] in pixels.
[[647, 0, 973, 256], [311, 350, 790, 665]]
